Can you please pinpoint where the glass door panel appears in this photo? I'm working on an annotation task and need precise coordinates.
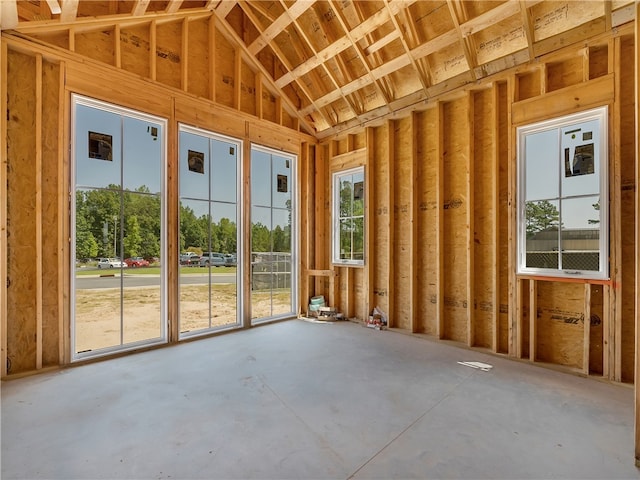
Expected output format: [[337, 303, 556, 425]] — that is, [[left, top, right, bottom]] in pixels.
[[72, 96, 166, 359], [179, 127, 240, 337], [250, 146, 296, 323]]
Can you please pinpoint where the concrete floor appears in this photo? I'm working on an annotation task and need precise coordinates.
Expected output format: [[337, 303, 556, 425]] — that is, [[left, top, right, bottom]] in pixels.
[[2, 319, 639, 480]]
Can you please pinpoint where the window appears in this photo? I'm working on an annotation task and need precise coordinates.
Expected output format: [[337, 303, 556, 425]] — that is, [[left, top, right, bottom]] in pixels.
[[72, 95, 167, 359], [517, 107, 608, 279], [333, 167, 365, 265]]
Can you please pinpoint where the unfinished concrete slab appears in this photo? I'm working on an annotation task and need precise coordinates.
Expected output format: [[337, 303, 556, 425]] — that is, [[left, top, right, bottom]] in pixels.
[[2, 319, 637, 479]]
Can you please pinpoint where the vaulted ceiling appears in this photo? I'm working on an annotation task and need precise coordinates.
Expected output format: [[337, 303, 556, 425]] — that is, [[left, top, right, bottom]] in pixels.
[[1, 1, 635, 138]]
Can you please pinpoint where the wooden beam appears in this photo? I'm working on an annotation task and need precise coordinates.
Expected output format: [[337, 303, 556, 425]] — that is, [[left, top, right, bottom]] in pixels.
[[60, 0, 79, 23], [166, 1, 184, 14], [519, 1, 535, 61], [0, 0, 19, 30], [275, 1, 417, 89], [215, 0, 236, 18], [247, 0, 315, 55], [132, 0, 151, 17], [491, 82, 500, 353], [446, 0, 477, 80], [213, 6, 316, 134], [45, 0, 61, 15]]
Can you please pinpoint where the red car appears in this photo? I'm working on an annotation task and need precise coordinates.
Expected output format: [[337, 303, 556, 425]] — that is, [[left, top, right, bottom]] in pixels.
[[125, 256, 150, 268]]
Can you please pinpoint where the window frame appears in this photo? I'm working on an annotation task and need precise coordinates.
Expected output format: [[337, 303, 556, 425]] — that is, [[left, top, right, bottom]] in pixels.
[[516, 106, 609, 280], [332, 166, 365, 266]]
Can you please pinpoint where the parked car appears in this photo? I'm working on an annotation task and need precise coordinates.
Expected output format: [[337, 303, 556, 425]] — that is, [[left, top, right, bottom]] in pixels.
[[124, 256, 150, 268], [180, 252, 201, 266], [224, 254, 237, 267], [97, 257, 128, 269], [200, 252, 226, 267]]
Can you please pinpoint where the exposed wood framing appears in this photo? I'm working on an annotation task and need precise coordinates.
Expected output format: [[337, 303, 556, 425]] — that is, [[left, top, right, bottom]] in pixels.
[[0, 40, 7, 376], [466, 91, 474, 346], [436, 102, 444, 339], [635, 0, 640, 466], [35, 53, 43, 370]]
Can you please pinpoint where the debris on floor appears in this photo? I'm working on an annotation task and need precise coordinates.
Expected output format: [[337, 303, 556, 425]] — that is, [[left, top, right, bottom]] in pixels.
[[457, 361, 493, 371], [364, 306, 388, 330]]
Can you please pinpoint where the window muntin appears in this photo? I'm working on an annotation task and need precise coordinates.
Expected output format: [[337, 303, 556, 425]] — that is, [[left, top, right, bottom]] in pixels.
[[517, 107, 608, 279], [333, 167, 365, 265]]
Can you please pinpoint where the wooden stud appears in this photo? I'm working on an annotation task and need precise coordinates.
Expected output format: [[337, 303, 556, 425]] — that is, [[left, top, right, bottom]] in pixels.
[[150, 20, 157, 81], [365, 127, 375, 321], [256, 72, 263, 120], [583, 283, 591, 375], [529, 280, 537, 362], [0, 40, 7, 377], [635, 1, 640, 465], [492, 83, 500, 353], [436, 103, 444, 338], [69, 27, 75, 52], [209, 15, 216, 101], [181, 17, 188, 91], [114, 24, 121, 69], [507, 75, 517, 357], [467, 91, 475, 346], [35, 54, 43, 370], [603, 284, 610, 378], [242, 125, 252, 328], [167, 97, 179, 343], [613, 35, 623, 382], [387, 120, 395, 327], [410, 112, 419, 333], [314, 144, 328, 296], [299, 142, 311, 315], [58, 61, 68, 366]]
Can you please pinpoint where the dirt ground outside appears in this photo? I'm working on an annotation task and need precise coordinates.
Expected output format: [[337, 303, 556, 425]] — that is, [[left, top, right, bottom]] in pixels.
[[75, 283, 293, 353]]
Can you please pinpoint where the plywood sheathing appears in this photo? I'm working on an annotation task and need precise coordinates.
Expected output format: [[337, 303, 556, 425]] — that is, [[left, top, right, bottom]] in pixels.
[[472, 87, 495, 349], [535, 281, 585, 370], [41, 60, 61, 368], [415, 107, 439, 336], [441, 98, 469, 343], [6, 50, 38, 373], [393, 117, 412, 331]]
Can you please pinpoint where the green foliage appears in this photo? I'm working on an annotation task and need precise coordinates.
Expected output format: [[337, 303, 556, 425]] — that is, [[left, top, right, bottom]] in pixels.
[[525, 200, 560, 237], [76, 187, 290, 260]]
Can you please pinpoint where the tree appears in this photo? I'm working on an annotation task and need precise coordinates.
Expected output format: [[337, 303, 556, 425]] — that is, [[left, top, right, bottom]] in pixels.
[[525, 200, 560, 237], [251, 222, 270, 252], [588, 200, 600, 225], [75, 213, 99, 260], [123, 215, 142, 257]]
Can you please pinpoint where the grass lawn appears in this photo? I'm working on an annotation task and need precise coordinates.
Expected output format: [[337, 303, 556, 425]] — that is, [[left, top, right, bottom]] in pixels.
[[76, 266, 237, 276]]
